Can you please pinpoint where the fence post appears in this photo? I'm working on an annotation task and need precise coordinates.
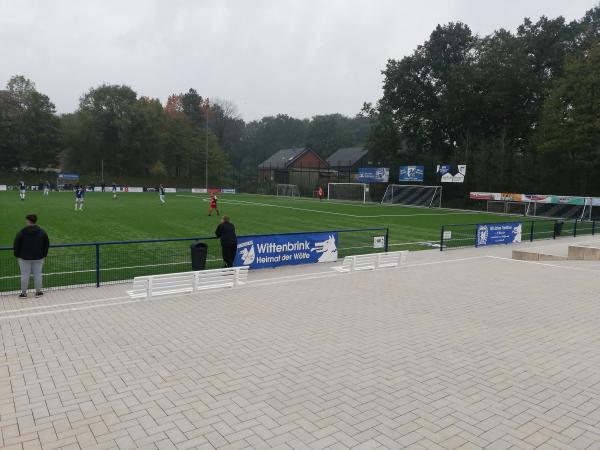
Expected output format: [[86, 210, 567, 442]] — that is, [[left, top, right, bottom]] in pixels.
[[530, 221, 534, 242], [384, 228, 389, 253], [574, 220, 578, 237], [440, 225, 445, 251], [95, 244, 101, 287]]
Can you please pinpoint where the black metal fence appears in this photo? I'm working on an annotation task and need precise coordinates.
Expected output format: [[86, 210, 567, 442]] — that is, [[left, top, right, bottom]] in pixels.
[[0, 227, 388, 294], [440, 219, 597, 250]]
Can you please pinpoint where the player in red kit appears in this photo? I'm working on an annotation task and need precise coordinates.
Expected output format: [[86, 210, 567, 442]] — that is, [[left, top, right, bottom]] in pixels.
[[208, 193, 220, 216], [318, 186, 324, 202]]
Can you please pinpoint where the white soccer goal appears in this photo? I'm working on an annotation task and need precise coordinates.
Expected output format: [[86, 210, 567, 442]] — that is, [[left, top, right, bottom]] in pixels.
[[276, 184, 300, 198], [327, 183, 368, 203], [381, 185, 442, 208]]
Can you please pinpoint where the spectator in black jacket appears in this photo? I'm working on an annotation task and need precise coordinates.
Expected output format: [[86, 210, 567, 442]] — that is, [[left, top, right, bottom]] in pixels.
[[13, 214, 50, 298], [215, 216, 237, 267]]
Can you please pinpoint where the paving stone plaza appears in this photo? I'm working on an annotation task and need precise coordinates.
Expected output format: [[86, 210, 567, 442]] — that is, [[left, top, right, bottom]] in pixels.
[[2, 237, 600, 449]]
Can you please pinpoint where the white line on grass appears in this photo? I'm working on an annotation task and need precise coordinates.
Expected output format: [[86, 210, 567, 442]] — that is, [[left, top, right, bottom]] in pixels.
[[176, 195, 479, 219], [179, 192, 545, 218]]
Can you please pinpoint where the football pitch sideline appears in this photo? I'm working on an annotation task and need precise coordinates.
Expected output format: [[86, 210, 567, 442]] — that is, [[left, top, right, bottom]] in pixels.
[[0, 191, 526, 249], [0, 191, 534, 292]]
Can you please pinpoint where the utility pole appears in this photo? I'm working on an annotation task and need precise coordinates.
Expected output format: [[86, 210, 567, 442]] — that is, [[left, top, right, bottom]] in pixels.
[[205, 98, 210, 191]]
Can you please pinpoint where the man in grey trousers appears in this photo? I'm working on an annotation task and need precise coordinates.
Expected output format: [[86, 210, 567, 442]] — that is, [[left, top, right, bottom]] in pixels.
[[13, 214, 49, 298]]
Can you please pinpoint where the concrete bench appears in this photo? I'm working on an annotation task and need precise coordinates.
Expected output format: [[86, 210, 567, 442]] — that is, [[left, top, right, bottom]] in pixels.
[[333, 251, 408, 273], [127, 266, 249, 298]]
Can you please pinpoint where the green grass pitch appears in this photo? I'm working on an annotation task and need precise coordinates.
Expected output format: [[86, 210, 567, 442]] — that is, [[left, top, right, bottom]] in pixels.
[[0, 190, 544, 292], [0, 190, 525, 247]]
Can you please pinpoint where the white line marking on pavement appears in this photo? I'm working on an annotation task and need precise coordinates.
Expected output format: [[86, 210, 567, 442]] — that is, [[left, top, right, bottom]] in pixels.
[[0, 295, 131, 315], [485, 255, 600, 273], [0, 256, 493, 320]]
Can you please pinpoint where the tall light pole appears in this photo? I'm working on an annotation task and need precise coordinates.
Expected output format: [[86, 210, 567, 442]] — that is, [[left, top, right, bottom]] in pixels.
[[205, 98, 210, 191]]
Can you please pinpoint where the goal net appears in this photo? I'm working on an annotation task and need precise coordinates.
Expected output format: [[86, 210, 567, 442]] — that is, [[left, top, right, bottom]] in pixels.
[[526, 202, 592, 220], [486, 200, 528, 215], [327, 183, 368, 203], [276, 184, 300, 198], [381, 185, 442, 208]]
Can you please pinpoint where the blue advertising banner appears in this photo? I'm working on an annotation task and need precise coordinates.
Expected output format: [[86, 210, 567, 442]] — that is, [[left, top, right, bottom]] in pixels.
[[58, 173, 80, 180], [358, 167, 389, 183], [399, 166, 424, 182], [436, 164, 452, 175], [476, 222, 522, 247], [234, 232, 339, 269]]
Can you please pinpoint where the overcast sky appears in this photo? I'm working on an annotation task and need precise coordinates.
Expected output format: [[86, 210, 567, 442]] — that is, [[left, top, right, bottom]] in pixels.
[[0, 0, 597, 121]]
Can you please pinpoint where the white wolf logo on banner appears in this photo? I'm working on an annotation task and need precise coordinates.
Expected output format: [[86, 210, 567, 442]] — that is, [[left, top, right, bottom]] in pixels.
[[237, 241, 256, 265], [512, 224, 522, 243], [477, 225, 489, 246], [311, 235, 338, 262]]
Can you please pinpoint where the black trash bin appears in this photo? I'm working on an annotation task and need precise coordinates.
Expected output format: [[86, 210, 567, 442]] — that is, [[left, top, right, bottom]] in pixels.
[[190, 242, 208, 270], [554, 220, 564, 238]]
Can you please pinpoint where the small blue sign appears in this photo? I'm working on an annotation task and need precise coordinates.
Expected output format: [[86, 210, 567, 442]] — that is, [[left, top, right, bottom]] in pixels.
[[234, 232, 339, 269], [476, 222, 523, 247], [399, 166, 424, 182], [358, 167, 389, 183]]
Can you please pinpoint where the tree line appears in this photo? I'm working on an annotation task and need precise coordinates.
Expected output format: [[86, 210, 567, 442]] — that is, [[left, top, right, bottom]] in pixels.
[[0, 78, 368, 187], [363, 6, 600, 196], [1, 5, 599, 195]]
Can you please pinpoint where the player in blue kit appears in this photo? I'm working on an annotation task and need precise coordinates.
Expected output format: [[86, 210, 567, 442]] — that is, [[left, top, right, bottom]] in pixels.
[[19, 180, 26, 201], [74, 186, 85, 211], [159, 184, 166, 204], [112, 182, 117, 199]]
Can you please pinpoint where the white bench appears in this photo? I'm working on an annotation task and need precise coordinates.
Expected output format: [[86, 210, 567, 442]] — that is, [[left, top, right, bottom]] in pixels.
[[127, 266, 249, 298], [332, 251, 408, 273]]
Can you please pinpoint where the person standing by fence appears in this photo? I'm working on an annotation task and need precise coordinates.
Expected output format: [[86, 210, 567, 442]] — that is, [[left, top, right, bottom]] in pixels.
[[13, 214, 50, 298], [215, 215, 237, 267]]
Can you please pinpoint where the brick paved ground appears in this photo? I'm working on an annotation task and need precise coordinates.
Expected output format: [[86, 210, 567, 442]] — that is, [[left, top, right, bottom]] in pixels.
[[2, 238, 600, 449]]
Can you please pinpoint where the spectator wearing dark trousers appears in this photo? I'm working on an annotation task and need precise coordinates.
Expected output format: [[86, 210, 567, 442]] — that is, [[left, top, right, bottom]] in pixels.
[[215, 216, 237, 267], [13, 214, 49, 298]]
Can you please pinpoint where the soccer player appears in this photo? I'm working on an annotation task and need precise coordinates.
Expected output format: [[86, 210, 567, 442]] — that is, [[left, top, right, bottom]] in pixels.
[[159, 184, 166, 204], [318, 185, 324, 202], [43, 180, 50, 196], [75, 185, 85, 210], [18, 180, 26, 201], [208, 192, 220, 216], [112, 182, 117, 199]]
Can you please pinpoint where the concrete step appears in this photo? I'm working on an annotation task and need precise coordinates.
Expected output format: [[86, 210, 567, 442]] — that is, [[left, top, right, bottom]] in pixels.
[[512, 250, 567, 261], [568, 245, 600, 261]]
